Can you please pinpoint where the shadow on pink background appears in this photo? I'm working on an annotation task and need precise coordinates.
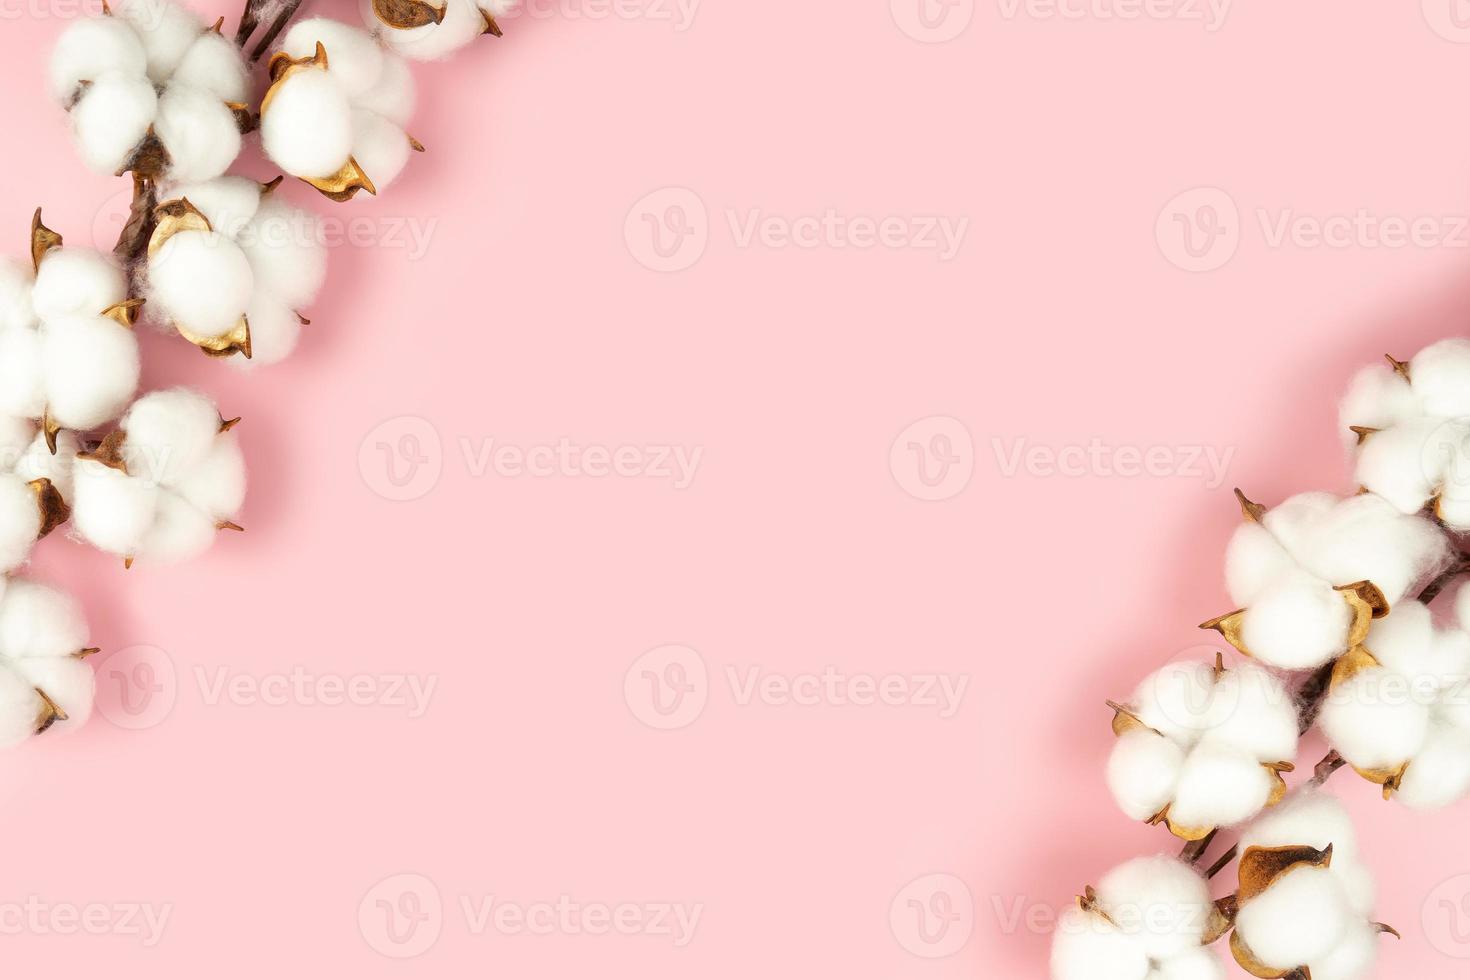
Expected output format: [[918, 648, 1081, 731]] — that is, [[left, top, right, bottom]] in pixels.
[[5, 0, 1470, 975]]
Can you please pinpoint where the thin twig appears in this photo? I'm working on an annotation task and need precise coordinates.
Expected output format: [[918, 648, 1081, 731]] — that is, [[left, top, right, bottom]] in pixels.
[[1296, 660, 1335, 734], [1205, 844, 1238, 880], [1418, 553, 1470, 605], [1310, 749, 1346, 786], [1180, 828, 1217, 865]]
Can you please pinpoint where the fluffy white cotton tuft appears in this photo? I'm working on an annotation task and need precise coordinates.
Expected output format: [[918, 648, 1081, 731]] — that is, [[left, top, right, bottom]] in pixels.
[[364, 0, 489, 61], [1309, 919, 1379, 980], [0, 476, 41, 573], [1199, 661, 1297, 761], [1132, 662, 1215, 747], [1107, 730, 1184, 822], [149, 230, 254, 339], [40, 314, 141, 430], [1240, 790, 1359, 860], [354, 51, 415, 126], [1319, 667, 1432, 772], [1235, 865, 1351, 970], [1093, 856, 1210, 961], [1239, 575, 1352, 670], [350, 107, 413, 190], [1167, 745, 1272, 830], [238, 199, 328, 309], [0, 576, 94, 747], [70, 71, 157, 174], [30, 247, 125, 321], [71, 388, 245, 564], [262, 66, 354, 177], [114, 0, 203, 82], [1050, 905, 1148, 980], [169, 29, 248, 102], [283, 18, 386, 96], [1396, 726, 1470, 810], [153, 85, 242, 184], [48, 16, 146, 102]]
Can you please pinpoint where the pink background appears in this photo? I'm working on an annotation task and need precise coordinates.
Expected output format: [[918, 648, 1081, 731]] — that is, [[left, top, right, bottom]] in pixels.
[[6, 0, 1470, 974]]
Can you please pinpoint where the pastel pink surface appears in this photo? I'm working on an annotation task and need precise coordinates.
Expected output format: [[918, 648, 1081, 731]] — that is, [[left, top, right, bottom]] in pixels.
[[6, 0, 1470, 975]]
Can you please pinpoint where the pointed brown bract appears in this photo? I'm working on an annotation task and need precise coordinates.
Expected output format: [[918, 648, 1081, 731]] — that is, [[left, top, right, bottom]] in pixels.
[[148, 197, 212, 260], [301, 156, 377, 202], [372, 0, 446, 28], [219, 416, 242, 433], [1106, 699, 1154, 737], [409, 135, 426, 152], [261, 175, 285, 196], [118, 127, 170, 180], [1237, 844, 1333, 903], [263, 41, 329, 99], [1263, 761, 1295, 808], [1202, 895, 1238, 946], [76, 647, 100, 659], [1234, 488, 1266, 523], [41, 410, 60, 455], [216, 520, 244, 532], [1386, 354, 1410, 381], [27, 478, 70, 539], [295, 312, 311, 325], [30, 208, 62, 273], [100, 298, 145, 329], [481, 8, 503, 34], [1200, 609, 1250, 656], [123, 555, 134, 569], [180, 314, 252, 359], [1349, 425, 1379, 446], [1229, 930, 1306, 980], [77, 429, 129, 475], [1330, 645, 1381, 689], [226, 101, 257, 135], [33, 687, 68, 735]]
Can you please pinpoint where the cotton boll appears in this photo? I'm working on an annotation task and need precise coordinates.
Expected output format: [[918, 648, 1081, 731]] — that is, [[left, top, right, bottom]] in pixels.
[[165, 177, 262, 239], [1261, 491, 1339, 558], [0, 476, 41, 572], [240, 294, 301, 366], [49, 17, 147, 103], [283, 18, 385, 97], [122, 388, 223, 486], [351, 108, 412, 190], [0, 326, 44, 421], [32, 247, 125, 320], [71, 70, 157, 174], [371, 0, 486, 60], [239, 200, 327, 308], [1236, 866, 1351, 969], [137, 491, 216, 563], [1132, 661, 1215, 747], [70, 461, 158, 557], [1200, 662, 1297, 762], [1241, 791, 1360, 862], [261, 69, 354, 178], [1167, 745, 1272, 830], [150, 230, 254, 338], [1225, 523, 1296, 606], [1301, 495, 1450, 606], [1331, 860, 1377, 919], [39, 314, 140, 431], [154, 85, 242, 184], [1339, 362, 1418, 442], [0, 259, 33, 332], [1107, 730, 1184, 822], [0, 579, 89, 661], [1319, 668, 1431, 771], [1153, 949, 1226, 980], [1356, 417, 1457, 517], [1093, 856, 1209, 961], [1050, 906, 1149, 980], [354, 51, 415, 127], [114, 0, 203, 83], [1241, 576, 1352, 670], [1362, 601, 1437, 678], [1309, 918, 1378, 980], [1411, 338, 1470, 419], [0, 668, 43, 748], [171, 434, 245, 520], [170, 31, 248, 103], [0, 417, 35, 464], [1396, 726, 1470, 810]]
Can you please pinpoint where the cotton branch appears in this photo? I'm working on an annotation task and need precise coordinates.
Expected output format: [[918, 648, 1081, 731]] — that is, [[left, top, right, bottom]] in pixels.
[[236, 0, 306, 61]]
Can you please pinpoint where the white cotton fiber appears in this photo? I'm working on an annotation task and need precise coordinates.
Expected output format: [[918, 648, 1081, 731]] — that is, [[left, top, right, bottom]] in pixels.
[[48, 16, 147, 102], [0, 476, 41, 573], [1200, 662, 1297, 762], [170, 31, 249, 103], [1240, 575, 1352, 670], [1133, 661, 1214, 747], [1225, 522, 1295, 606], [1411, 338, 1470, 419], [15, 430, 78, 500], [71, 460, 158, 557], [31, 247, 125, 321], [239, 199, 327, 307], [1363, 601, 1435, 676], [0, 260, 34, 333], [1319, 667, 1431, 772], [261, 68, 354, 177], [39, 313, 141, 431], [1396, 726, 1470, 810], [368, 0, 485, 61], [1300, 493, 1449, 605], [0, 578, 88, 660], [1338, 362, 1417, 444], [1093, 856, 1209, 961], [1240, 790, 1359, 861], [1050, 905, 1149, 980], [122, 387, 222, 485], [283, 18, 386, 96], [350, 107, 412, 190], [241, 294, 301, 366], [1309, 918, 1378, 980], [1354, 417, 1450, 516], [71, 71, 157, 174], [154, 84, 242, 184], [136, 489, 216, 563], [149, 230, 254, 339], [171, 435, 245, 519], [355, 51, 415, 127], [1166, 745, 1272, 830], [1152, 949, 1226, 980], [1107, 730, 1184, 822], [1236, 865, 1351, 969], [10, 656, 93, 733], [115, 0, 203, 83], [166, 177, 262, 239], [0, 327, 44, 421], [1259, 491, 1338, 557]]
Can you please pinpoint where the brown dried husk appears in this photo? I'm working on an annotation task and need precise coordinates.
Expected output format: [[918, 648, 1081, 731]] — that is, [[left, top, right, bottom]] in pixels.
[[28, 478, 70, 539], [372, 0, 445, 28]]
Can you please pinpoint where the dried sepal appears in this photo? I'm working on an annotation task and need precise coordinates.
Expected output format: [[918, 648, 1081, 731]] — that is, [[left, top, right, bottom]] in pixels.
[[100, 298, 144, 330], [1106, 699, 1157, 737], [1375, 922, 1401, 940], [227, 101, 257, 135], [77, 429, 129, 475], [409, 135, 426, 153], [1350, 760, 1410, 800], [28, 478, 70, 539], [265, 40, 330, 91], [147, 197, 212, 261], [118, 127, 170, 180], [219, 416, 242, 433], [1202, 894, 1238, 946], [1237, 844, 1333, 903], [1329, 645, 1381, 690], [1230, 931, 1309, 980], [1235, 488, 1266, 523], [1263, 761, 1295, 808], [1349, 425, 1379, 446], [1386, 354, 1410, 381], [179, 314, 252, 360], [482, 7, 503, 34], [1201, 609, 1250, 655], [216, 520, 245, 532], [33, 687, 68, 734], [41, 410, 61, 455], [300, 157, 377, 202], [30, 208, 61, 273], [372, 0, 446, 28], [1337, 580, 1389, 646], [1165, 814, 1216, 843]]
